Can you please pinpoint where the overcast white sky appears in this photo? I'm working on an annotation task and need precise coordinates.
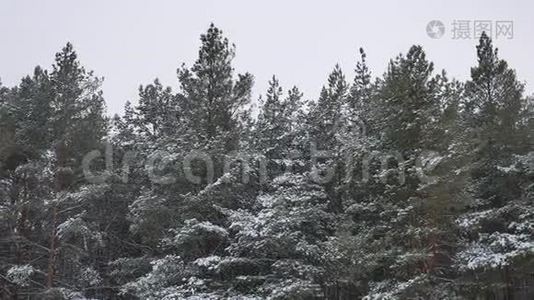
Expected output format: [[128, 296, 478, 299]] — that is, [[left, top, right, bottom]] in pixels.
[[1, 0, 533, 115]]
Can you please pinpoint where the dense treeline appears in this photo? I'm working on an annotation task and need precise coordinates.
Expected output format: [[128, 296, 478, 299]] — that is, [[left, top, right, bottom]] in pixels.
[[1, 24, 533, 299]]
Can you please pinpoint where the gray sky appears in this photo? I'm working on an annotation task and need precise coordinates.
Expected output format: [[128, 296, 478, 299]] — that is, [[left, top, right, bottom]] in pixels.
[[1, 0, 533, 115]]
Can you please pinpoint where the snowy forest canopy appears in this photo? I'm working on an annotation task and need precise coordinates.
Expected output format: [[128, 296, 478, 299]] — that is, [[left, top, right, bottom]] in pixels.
[[0, 24, 533, 299]]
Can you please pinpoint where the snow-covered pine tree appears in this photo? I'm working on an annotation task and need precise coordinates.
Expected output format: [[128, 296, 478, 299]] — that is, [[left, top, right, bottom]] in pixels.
[[454, 32, 534, 298]]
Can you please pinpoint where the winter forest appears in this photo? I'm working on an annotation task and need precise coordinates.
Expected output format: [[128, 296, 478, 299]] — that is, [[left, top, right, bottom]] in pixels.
[[0, 24, 533, 299]]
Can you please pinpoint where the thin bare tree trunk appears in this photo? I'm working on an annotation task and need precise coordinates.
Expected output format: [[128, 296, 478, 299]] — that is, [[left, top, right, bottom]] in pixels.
[[46, 205, 58, 288]]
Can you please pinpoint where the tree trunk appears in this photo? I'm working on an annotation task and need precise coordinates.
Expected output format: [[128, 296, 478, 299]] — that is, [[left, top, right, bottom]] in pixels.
[[46, 204, 58, 288]]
